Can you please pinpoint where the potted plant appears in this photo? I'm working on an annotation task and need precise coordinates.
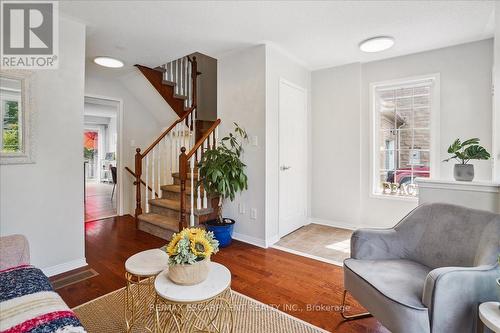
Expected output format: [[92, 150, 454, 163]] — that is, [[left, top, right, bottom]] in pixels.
[[443, 138, 490, 181], [165, 227, 219, 285], [198, 123, 248, 247]]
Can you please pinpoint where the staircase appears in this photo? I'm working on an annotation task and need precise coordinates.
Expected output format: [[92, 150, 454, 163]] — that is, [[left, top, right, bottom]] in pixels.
[[129, 55, 221, 240]]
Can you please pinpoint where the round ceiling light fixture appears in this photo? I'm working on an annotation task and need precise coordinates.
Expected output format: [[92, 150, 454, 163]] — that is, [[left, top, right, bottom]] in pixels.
[[93, 56, 124, 68], [359, 36, 395, 53]]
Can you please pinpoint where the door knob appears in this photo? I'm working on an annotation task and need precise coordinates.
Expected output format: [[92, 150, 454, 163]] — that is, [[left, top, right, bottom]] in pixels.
[[280, 165, 291, 171]]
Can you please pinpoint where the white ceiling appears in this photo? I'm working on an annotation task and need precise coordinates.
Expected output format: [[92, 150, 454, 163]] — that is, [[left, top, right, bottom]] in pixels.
[[61, 0, 495, 73]]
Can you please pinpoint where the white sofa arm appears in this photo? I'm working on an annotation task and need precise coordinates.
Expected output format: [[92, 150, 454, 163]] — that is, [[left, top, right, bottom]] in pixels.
[[0, 234, 30, 270]]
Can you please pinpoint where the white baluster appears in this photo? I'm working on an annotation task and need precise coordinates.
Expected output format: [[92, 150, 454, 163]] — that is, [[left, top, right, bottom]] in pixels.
[[157, 144, 161, 198], [169, 132, 174, 182], [145, 155, 149, 213], [173, 60, 178, 95], [190, 157, 195, 226], [163, 135, 169, 185], [179, 58, 184, 95], [192, 108, 197, 147], [187, 60, 191, 108], [152, 147, 156, 200], [197, 146, 201, 210], [203, 139, 208, 209]]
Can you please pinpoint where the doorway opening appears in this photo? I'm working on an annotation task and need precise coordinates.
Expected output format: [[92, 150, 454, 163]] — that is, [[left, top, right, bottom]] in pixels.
[[84, 96, 122, 222]]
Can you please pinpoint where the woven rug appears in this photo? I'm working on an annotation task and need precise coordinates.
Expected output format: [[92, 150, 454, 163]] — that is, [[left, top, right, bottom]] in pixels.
[[73, 286, 328, 333]]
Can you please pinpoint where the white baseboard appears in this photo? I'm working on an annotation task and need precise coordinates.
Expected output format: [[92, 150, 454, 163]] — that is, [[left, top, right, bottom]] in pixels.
[[265, 234, 280, 248], [308, 217, 359, 230], [232, 232, 267, 248], [41, 258, 87, 277], [272, 245, 344, 267]]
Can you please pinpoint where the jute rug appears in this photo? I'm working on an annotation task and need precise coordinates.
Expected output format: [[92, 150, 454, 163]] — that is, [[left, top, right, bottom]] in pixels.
[[73, 286, 329, 333]]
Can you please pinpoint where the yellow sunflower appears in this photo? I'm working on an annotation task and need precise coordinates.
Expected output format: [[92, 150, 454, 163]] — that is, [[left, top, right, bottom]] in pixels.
[[190, 235, 213, 258], [166, 232, 184, 256], [181, 227, 207, 240]]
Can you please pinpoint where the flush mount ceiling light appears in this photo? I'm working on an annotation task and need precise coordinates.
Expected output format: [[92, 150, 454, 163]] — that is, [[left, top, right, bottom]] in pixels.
[[359, 36, 395, 53], [93, 56, 124, 68]]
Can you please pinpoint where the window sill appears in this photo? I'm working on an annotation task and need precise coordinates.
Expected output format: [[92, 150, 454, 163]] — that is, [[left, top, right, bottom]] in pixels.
[[370, 192, 419, 202]]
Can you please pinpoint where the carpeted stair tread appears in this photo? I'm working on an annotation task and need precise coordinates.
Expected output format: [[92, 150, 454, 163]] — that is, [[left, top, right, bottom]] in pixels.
[[137, 213, 178, 232]]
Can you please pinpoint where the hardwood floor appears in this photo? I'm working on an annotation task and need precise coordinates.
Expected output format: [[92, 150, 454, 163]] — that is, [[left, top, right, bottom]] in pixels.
[[84, 182, 117, 221], [54, 215, 388, 333]]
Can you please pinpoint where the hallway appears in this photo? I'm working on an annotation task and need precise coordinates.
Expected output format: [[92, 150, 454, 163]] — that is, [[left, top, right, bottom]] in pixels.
[[85, 182, 116, 222]]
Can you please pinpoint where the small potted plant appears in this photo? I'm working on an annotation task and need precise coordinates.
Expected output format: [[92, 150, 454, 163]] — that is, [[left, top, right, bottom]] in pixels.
[[198, 123, 248, 247], [443, 138, 490, 181], [165, 227, 219, 285]]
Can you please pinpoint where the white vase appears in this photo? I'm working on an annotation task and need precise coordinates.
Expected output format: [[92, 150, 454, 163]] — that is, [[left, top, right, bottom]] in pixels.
[[168, 257, 210, 285]]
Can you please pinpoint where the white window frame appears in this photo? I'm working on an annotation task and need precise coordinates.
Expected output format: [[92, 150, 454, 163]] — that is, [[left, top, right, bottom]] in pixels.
[[369, 73, 440, 201], [0, 70, 35, 164]]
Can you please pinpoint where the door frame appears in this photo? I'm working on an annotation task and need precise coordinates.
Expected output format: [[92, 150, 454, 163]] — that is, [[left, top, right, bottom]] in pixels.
[[278, 78, 308, 238], [84, 94, 124, 217]]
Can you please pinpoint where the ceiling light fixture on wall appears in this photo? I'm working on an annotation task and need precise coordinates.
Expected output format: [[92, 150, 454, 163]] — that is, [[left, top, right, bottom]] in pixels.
[[359, 36, 394, 53], [93, 56, 124, 68]]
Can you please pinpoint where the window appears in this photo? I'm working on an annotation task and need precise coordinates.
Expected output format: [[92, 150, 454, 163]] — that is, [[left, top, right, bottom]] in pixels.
[[0, 71, 34, 164], [371, 75, 439, 198], [1, 81, 22, 153]]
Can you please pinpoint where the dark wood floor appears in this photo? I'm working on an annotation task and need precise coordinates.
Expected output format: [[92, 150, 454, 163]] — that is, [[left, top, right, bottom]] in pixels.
[[54, 215, 388, 333]]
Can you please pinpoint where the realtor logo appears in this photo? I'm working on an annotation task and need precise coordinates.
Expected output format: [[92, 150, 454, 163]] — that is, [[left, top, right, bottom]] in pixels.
[[1, 1, 59, 69]]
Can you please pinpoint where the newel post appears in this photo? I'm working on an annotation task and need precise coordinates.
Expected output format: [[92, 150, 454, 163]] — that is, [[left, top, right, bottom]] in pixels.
[[179, 147, 188, 231], [134, 148, 143, 222]]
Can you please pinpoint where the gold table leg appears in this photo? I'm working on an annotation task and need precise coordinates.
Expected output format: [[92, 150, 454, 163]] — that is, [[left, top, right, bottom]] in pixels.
[[125, 272, 156, 332], [154, 287, 234, 333]]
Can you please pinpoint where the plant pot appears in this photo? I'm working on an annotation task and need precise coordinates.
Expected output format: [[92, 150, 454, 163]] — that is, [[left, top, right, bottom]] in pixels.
[[496, 278, 500, 302], [167, 257, 210, 285], [206, 218, 235, 248], [454, 164, 474, 181]]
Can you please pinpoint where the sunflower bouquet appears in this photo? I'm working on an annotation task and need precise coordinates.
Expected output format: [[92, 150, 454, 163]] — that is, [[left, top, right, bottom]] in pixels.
[[166, 228, 219, 266]]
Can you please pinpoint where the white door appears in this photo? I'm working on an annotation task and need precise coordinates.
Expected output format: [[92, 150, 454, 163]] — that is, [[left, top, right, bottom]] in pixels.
[[279, 79, 307, 237]]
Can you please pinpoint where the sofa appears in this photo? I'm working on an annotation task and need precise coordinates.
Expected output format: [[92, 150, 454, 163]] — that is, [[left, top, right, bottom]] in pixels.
[[343, 203, 500, 333], [0, 235, 86, 333]]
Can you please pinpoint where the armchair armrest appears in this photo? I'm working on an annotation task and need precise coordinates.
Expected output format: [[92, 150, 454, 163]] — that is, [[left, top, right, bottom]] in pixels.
[[0, 234, 30, 270], [422, 265, 499, 332], [350, 228, 402, 260]]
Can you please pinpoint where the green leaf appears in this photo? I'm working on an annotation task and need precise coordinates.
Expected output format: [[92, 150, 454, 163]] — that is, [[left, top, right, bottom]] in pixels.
[[463, 145, 491, 160], [447, 139, 461, 154]]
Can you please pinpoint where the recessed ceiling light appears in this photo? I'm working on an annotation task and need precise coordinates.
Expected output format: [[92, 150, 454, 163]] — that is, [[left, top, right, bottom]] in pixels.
[[94, 56, 124, 68], [359, 36, 394, 53]]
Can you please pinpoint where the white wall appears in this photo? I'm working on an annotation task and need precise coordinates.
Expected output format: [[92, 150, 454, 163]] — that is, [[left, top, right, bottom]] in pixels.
[[311, 63, 362, 228], [494, 3, 500, 182], [218, 45, 267, 245], [0, 18, 87, 275], [312, 39, 494, 229], [265, 44, 311, 244], [85, 69, 178, 216]]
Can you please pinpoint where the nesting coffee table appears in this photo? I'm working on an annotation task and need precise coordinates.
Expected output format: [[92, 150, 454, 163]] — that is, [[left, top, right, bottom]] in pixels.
[[124, 249, 169, 332], [153, 262, 233, 333]]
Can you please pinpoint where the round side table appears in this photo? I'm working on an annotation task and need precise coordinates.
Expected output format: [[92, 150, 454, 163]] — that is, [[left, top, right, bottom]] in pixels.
[[153, 262, 233, 333], [479, 302, 500, 333], [125, 249, 168, 333]]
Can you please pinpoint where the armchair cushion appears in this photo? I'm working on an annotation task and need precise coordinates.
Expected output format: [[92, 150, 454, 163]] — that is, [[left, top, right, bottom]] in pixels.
[[344, 259, 431, 333], [344, 258, 430, 309]]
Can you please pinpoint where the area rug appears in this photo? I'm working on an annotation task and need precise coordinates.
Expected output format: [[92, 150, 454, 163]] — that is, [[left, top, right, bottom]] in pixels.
[[73, 286, 328, 333]]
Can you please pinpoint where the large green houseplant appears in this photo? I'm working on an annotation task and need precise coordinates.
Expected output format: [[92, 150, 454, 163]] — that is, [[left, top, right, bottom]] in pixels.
[[443, 138, 490, 181], [198, 123, 248, 247]]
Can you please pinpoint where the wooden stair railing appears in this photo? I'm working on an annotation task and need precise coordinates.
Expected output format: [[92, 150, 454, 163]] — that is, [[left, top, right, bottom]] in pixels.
[[134, 107, 197, 220], [135, 56, 199, 117], [133, 55, 199, 222], [178, 119, 221, 229], [125, 166, 159, 198]]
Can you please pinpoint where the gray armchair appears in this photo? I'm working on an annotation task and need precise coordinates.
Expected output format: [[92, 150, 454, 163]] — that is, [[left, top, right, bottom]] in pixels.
[[343, 203, 500, 333]]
